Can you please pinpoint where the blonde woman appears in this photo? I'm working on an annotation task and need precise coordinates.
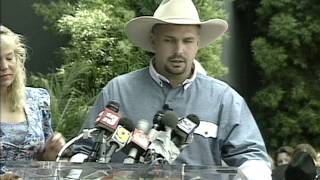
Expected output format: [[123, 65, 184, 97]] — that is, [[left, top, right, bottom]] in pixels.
[[0, 25, 65, 162]]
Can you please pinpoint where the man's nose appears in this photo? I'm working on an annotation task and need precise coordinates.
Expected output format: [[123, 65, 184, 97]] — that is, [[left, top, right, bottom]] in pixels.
[[174, 41, 184, 54]]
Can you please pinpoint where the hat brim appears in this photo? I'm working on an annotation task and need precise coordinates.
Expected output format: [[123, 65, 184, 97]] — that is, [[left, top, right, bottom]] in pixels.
[[126, 17, 228, 52]]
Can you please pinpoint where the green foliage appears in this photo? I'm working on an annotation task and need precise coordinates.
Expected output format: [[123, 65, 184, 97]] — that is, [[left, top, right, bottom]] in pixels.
[[33, 0, 76, 32], [239, 0, 320, 151], [194, 0, 229, 77], [27, 61, 95, 139], [198, 41, 228, 77], [252, 37, 288, 77], [31, 0, 228, 137]]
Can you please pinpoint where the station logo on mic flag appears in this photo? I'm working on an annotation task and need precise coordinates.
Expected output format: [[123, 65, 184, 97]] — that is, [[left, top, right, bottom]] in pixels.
[[177, 118, 198, 134], [113, 126, 131, 145], [131, 129, 150, 150], [103, 112, 120, 125], [96, 109, 121, 130]]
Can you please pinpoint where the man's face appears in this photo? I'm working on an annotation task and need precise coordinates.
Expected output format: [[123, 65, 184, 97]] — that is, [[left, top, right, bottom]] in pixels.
[[151, 24, 200, 79]]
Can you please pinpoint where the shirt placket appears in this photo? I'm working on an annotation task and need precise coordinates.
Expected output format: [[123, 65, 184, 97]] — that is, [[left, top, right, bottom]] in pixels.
[[162, 84, 182, 111]]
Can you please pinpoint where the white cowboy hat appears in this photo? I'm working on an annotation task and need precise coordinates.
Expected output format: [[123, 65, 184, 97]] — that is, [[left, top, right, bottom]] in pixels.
[[125, 0, 228, 52]]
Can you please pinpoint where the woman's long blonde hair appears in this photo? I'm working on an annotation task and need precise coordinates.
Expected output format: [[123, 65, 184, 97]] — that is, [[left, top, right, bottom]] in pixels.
[[0, 25, 27, 111]]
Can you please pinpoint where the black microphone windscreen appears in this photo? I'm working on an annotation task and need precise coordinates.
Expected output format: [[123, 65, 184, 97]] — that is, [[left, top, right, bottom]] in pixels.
[[153, 111, 164, 125], [106, 100, 120, 112], [162, 111, 179, 129], [119, 117, 135, 131], [186, 114, 201, 126]]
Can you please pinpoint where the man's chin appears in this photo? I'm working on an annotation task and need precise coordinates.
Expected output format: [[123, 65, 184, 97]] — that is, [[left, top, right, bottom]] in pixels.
[[167, 69, 187, 76]]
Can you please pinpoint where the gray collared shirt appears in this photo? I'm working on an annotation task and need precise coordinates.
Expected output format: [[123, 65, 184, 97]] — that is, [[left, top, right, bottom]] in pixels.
[[82, 62, 270, 167]]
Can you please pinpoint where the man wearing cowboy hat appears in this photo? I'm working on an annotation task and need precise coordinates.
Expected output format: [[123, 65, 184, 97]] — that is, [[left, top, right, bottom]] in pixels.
[[79, 0, 271, 179]]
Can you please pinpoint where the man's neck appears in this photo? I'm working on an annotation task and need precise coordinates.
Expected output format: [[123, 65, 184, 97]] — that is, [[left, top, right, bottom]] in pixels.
[[151, 59, 195, 88], [166, 73, 190, 88], [158, 69, 194, 88]]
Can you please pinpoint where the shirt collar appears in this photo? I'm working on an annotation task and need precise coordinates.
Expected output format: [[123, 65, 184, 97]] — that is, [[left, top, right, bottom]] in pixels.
[[148, 58, 198, 90]]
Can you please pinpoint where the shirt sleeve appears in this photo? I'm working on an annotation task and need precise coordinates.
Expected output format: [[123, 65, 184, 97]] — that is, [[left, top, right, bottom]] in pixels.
[[82, 88, 109, 129], [219, 87, 271, 167], [38, 88, 54, 141]]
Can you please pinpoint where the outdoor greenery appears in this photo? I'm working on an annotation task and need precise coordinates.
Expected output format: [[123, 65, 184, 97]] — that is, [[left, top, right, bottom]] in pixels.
[[30, 0, 228, 139], [236, 0, 320, 151]]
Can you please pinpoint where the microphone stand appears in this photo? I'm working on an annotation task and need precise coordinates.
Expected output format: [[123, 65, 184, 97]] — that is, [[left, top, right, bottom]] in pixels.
[[88, 129, 105, 162], [104, 144, 117, 163], [97, 130, 108, 163]]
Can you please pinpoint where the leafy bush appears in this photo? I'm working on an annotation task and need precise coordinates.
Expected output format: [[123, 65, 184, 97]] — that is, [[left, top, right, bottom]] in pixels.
[[28, 61, 95, 138], [236, 0, 320, 151]]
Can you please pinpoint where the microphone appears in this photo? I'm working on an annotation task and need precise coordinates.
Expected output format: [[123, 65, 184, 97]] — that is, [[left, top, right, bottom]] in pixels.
[[145, 111, 180, 164], [123, 120, 151, 164], [171, 114, 200, 147], [88, 100, 121, 162], [161, 111, 179, 138], [163, 104, 173, 111], [146, 131, 180, 164], [148, 110, 164, 141], [95, 100, 121, 132], [103, 117, 134, 163]]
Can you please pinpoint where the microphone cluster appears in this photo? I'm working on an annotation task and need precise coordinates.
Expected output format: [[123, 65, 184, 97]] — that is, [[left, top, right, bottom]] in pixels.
[[63, 100, 200, 165]]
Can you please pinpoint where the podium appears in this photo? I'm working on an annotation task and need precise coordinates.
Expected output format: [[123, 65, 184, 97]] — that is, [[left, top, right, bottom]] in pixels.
[[1, 161, 237, 179]]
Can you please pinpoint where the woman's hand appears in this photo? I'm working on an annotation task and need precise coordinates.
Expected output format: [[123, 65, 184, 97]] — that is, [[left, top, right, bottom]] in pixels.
[[0, 172, 22, 180], [42, 132, 66, 161]]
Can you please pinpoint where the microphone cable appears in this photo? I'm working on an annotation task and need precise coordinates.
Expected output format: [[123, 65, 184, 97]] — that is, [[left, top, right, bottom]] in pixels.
[[56, 128, 99, 162]]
